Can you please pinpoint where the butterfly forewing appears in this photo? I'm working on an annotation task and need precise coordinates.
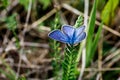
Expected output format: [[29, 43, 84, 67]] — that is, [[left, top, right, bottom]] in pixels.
[[62, 25, 75, 39], [48, 30, 68, 43]]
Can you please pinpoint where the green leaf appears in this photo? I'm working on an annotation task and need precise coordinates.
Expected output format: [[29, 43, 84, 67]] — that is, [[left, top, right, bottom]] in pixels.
[[4, 14, 20, 48], [62, 45, 78, 80], [0, 69, 15, 80], [74, 16, 84, 28], [97, 0, 106, 11], [86, 0, 97, 66], [19, 0, 29, 10], [0, 59, 16, 80], [3, 13, 17, 31], [18, 76, 26, 80], [39, 0, 51, 9], [90, 23, 103, 61], [0, 0, 9, 9], [101, 0, 119, 25]]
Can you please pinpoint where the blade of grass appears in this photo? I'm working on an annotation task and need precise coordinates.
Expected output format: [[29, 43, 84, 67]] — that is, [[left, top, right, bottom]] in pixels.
[[90, 23, 103, 58], [0, 69, 15, 80], [86, 0, 97, 66], [0, 58, 16, 80]]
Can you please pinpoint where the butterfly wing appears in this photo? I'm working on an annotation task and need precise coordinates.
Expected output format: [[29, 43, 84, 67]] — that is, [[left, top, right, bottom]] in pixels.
[[74, 32, 86, 44], [48, 30, 68, 43], [62, 25, 75, 39], [75, 25, 85, 37]]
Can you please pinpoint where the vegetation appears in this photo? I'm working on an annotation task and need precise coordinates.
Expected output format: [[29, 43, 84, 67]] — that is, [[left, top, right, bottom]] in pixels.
[[0, 0, 120, 80]]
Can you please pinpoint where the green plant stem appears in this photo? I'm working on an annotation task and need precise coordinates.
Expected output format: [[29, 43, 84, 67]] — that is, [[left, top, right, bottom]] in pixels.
[[52, 40, 61, 79], [74, 15, 84, 62], [12, 30, 20, 48], [62, 45, 77, 80], [74, 16, 83, 28], [50, 12, 61, 79]]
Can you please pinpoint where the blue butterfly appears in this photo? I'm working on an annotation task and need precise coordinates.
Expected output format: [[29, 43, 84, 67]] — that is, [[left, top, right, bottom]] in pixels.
[[48, 25, 86, 45]]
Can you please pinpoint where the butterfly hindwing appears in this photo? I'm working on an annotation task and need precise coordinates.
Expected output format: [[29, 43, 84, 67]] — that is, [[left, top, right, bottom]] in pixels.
[[74, 32, 86, 44], [75, 25, 85, 38]]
